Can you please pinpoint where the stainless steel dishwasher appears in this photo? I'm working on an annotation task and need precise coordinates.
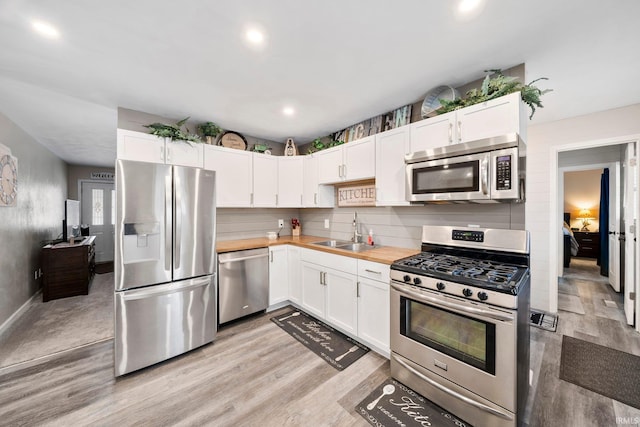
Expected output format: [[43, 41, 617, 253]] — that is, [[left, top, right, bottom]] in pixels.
[[217, 247, 269, 324]]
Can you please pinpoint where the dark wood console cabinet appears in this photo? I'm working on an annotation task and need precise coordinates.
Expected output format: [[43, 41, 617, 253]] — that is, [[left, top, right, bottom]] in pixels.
[[42, 236, 96, 302], [574, 231, 600, 259]]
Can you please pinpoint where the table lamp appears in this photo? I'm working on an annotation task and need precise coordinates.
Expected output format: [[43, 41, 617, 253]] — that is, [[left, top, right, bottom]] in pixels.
[[576, 208, 595, 231]]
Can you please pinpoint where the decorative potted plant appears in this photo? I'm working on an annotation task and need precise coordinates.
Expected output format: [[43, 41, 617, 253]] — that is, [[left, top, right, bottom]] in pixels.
[[197, 121, 223, 145], [438, 69, 552, 119], [144, 117, 201, 143]]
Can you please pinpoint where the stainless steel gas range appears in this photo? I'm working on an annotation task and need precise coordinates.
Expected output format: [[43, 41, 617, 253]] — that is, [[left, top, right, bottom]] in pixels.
[[390, 225, 530, 427]]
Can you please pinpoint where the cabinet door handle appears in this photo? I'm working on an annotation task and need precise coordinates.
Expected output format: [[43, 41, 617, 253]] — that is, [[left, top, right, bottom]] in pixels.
[[364, 269, 382, 275], [343, 164, 347, 178], [322, 272, 327, 285], [160, 146, 164, 161], [270, 251, 273, 263], [448, 123, 453, 143], [250, 193, 254, 205], [457, 121, 462, 142], [319, 271, 324, 285], [300, 194, 303, 206], [357, 281, 360, 298], [314, 193, 318, 205], [275, 194, 278, 206]]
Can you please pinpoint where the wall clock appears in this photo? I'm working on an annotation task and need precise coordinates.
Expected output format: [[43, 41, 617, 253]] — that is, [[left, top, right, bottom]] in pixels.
[[0, 154, 18, 207]]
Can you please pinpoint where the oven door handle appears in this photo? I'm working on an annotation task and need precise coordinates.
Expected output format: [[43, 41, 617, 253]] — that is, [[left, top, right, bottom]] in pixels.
[[392, 354, 514, 421], [390, 283, 514, 322]]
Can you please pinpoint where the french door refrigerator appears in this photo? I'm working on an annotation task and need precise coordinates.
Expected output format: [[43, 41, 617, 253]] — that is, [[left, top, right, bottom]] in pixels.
[[114, 159, 216, 376]]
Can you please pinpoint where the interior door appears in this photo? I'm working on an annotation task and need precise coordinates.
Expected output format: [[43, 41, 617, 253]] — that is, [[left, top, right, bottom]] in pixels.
[[623, 142, 638, 326], [81, 181, 115, 263], [608, 164, 621, 291]]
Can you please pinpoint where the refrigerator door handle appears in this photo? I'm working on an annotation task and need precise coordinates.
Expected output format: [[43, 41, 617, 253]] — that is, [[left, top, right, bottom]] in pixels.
[[164, 171, 172, 272], [174, 170, 182, 270], [120, 276, 211, 301]]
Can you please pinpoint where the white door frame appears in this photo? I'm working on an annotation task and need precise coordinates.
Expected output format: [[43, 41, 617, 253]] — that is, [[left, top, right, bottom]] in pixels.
[[548, 134, 639, 314], [79, 179, 115, 262]]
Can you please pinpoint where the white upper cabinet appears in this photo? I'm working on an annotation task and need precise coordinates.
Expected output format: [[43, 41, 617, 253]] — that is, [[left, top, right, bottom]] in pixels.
[[316, 146, 344, 184], [317, 136, 375, 184], [456, 92, 527, 143], [409, 111, 456, 153], [117, 129, 203, 167], [409, 92, 527, 153], [252, 153, 278, 207], [343, 136, 376, 181], [203, 145, 253, 207], [277, 157, 304, 207], [375, 125, 410, 206], [303, 155, 335, 208]]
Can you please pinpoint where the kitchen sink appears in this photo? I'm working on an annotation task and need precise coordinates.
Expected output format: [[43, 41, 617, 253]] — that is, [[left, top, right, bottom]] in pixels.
[[311, 240, 377, 252], [310, 239, 351, 248]]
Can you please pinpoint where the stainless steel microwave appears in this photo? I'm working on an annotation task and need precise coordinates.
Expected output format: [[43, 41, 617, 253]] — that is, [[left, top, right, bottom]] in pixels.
[[405, 133, 525, 203]]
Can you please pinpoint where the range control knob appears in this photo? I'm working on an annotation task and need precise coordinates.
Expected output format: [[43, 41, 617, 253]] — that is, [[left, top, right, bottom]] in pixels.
[[462, 288, 473, 297], [477, 292, 488, 301], [403, 275, 411, 283], [436, 282, 445, 291], [413, 277, 422, 285]]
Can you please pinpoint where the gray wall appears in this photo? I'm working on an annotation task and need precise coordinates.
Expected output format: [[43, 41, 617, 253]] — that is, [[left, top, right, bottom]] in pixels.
[[301, 203, 524, 249], [67, 165, 115, 200], [0, 113, 67, 328], [217, 208, 300, 241]]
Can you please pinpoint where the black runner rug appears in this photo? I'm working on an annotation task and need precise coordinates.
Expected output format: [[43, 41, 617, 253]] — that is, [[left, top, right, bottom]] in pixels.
[[270, 307, 368, 370], [560, 335, 640, 409], [356, 378, 472, 427]]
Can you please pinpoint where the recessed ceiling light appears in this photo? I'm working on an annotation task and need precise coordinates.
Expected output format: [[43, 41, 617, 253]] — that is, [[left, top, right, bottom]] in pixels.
[[283, 107, 295, 116], [31, 20, 60, 39], [457, 0, 484, 14], [246, 29, 265, 45]]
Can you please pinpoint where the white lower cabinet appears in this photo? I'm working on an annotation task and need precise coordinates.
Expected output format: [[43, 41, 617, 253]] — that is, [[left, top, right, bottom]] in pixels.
[[268, 245, 289, 306], [301, 261, 325, 319], [291, 248, 391, 357], [288, 246, 301, 304], [357, 278, 389, 354], [325, 268, 358, 336]]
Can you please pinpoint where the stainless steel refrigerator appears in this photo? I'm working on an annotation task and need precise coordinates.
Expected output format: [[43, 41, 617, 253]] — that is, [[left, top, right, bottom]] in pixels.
[[114, 159, 216, 376]]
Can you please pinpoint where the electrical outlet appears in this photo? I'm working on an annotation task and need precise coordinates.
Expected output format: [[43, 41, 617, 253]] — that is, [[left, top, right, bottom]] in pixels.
[[278, 219, 284, 228], [324, 219, 330, 229]]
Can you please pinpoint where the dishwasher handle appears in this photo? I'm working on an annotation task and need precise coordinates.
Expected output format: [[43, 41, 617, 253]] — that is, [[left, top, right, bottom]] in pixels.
[[218, 253, 269, 264]]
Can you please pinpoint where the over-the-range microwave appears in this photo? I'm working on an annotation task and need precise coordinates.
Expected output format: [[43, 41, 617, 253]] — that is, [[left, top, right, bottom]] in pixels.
[[405, 133, 526, 203]]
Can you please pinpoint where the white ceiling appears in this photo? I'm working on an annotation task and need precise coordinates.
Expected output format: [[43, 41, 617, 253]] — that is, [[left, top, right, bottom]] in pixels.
[[0, 0, 639, 167]]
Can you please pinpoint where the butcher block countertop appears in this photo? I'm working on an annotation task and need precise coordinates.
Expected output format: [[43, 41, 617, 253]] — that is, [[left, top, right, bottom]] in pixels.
[[216, 235, 420, 265]]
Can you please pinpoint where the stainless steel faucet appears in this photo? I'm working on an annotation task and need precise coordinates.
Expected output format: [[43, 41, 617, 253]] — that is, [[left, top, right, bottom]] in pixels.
[[352, 211, 362, 243]]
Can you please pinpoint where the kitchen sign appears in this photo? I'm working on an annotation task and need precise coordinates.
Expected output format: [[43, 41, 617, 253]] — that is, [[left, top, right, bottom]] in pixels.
[[337, 183, 376, 207]]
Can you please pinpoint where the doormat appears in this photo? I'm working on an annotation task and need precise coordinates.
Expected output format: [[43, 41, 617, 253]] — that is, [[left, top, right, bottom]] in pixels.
[[530, 309, 558, 332], [560, 335, 640, 409], [356, 378, 472, 427], [270, 307, 368, 370]]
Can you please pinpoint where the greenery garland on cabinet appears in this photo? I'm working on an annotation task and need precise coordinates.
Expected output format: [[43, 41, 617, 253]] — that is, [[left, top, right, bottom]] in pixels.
[[437, 69, 552, 119]]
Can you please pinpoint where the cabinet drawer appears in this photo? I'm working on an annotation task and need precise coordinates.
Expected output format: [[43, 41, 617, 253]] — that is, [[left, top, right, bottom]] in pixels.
[[300, 248, 357, 275], [357, 260, 390, 283]]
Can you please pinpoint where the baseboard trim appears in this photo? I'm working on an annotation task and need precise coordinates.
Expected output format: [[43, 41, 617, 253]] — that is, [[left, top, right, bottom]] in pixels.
[[0, 289, 42, 338]]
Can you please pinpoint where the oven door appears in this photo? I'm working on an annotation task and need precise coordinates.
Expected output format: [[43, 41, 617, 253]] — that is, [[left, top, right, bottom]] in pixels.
[[406, 152, 490, 202], [390, 281, 517, 412]]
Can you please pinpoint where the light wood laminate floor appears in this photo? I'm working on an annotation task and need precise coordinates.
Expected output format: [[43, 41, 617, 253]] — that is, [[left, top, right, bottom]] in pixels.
[[1, 258, 639, 426]]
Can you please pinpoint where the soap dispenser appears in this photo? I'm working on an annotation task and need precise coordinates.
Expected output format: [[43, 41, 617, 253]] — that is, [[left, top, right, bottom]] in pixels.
[[367, 229, 374, 246]]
